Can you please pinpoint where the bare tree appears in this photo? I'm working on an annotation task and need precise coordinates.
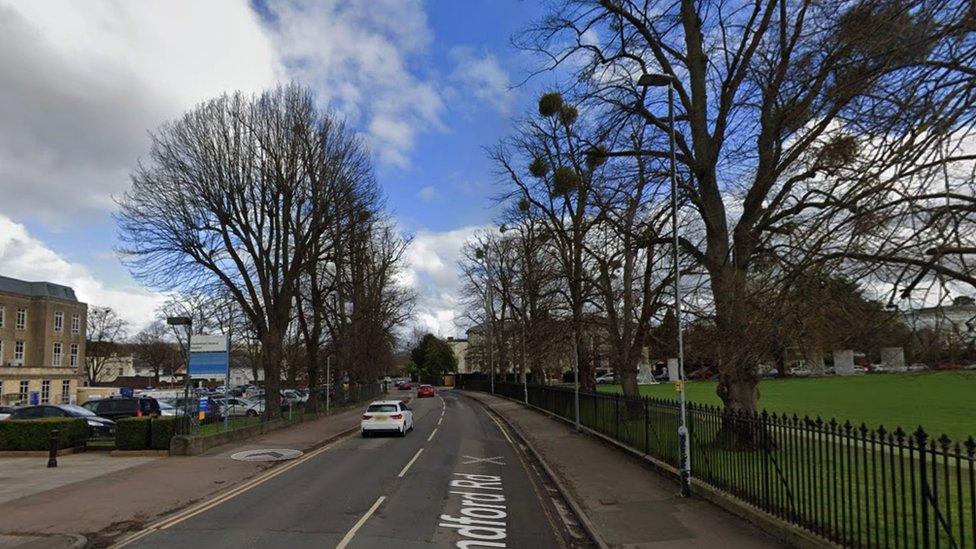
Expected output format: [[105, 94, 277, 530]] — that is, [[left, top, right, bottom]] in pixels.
[[516, 0, 976, 442], [491, 93, 606, 391], [117, 85, 363, 418], [132, 320, 178, 385], [85, 306, 128, 383]]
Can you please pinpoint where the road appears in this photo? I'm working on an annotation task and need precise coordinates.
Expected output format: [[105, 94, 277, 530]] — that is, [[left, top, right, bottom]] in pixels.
[[118, 389, 577, 548]]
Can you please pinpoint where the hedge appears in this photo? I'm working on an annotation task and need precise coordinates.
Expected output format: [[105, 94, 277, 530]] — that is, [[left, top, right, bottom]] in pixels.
[[116, 417, 152, 450], [150, 417, 185, 450], [0, 418, 87, 451]]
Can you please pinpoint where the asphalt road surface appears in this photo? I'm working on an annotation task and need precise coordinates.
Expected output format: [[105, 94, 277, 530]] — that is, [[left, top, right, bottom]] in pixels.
[[120, 389, 576, 548]]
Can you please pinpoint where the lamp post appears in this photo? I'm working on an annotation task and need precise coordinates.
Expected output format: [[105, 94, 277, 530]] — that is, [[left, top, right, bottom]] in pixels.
[[167, 316, 193, 434], [638, 72, 690, 496]]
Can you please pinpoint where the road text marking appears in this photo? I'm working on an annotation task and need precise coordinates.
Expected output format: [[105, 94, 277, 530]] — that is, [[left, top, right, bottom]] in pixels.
[[441, 473, 509, 547], [398, 448, 425, 477], [336, 495, 386, 549]]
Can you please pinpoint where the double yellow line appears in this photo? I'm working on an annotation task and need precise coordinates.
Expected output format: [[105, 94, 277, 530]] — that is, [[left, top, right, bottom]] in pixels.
[[112, 430, 356, 548]]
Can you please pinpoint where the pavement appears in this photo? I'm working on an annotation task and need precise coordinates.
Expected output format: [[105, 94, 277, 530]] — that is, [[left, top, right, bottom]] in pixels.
[[119, 389, 574, 548], [0, 454, 157, 505], [462, 390, 788, 548]]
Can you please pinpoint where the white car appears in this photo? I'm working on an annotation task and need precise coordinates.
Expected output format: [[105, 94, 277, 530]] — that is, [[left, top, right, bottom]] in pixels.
[[595, 373, 616, 384], [361, 400, 413, 437]]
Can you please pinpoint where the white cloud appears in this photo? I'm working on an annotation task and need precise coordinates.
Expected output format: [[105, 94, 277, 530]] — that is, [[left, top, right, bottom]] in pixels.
[[417, 185, 438, 202], [0, 0, 279, 224], [264, 0, 444, 167], [401, 225, 485, 337], [449, 47, 515, 116], [0, 214, 166, 332]]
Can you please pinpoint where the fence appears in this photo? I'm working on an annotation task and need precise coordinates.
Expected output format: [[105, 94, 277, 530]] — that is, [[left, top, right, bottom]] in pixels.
[[460, 379, 976, 549], [172, 382, 386, 436]]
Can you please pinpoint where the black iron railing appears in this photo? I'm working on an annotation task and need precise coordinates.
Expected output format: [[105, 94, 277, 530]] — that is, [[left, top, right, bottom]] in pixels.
[[460, 379, 976, 549]]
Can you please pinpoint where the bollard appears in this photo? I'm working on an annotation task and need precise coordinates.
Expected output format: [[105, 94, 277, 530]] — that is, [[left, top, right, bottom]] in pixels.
[[48, 429, 60, 468]]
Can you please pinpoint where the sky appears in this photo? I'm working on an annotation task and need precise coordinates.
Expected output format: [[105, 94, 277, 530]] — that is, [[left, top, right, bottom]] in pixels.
[[0, 0, 552, 337]]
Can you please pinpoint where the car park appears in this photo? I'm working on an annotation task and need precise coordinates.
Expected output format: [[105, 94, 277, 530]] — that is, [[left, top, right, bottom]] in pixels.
[[361, 400, 413, 437], [10, 404, 115, 439], [417, 384, 436, 398], [82, 396, 162, 421]]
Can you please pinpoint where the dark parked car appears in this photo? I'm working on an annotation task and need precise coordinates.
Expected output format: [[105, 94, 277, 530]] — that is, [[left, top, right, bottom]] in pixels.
[[81, 397, 161, 421], [9, 404, 115, 439]]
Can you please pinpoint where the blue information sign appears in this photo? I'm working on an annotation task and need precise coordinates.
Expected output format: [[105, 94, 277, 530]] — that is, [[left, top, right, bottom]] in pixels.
[[189, 335, 230, 379], [29, 391, 39, 405], [199, 397, 209, 413], [120, 387, 134, 398]]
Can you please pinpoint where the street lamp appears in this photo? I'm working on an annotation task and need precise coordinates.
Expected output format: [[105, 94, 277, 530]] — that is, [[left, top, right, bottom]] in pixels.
[[167, 316, 193, 434], [638, 72, 691, 497]]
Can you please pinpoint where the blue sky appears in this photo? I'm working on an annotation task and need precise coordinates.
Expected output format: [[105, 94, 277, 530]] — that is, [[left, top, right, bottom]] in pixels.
[[0, 0, 552, 335]]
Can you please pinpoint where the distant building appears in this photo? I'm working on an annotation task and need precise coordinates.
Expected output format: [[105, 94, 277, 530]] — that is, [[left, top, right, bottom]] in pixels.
[[89, 355, 136, 383], [905, 297, 976, 344], [0, 275, 87, 405], [446, 337, 472, 374]]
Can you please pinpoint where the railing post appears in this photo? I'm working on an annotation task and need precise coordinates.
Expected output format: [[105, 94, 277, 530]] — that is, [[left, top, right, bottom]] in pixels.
[[644, 397, 649, 454], [761, 410, 770, 511], [47, 429, 60, 468], [615, 393, 620, 440], [916, 427, 930, 549]]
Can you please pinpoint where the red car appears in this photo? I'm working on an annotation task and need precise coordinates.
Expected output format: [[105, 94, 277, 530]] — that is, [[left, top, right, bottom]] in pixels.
[[417, 385, 436, 398], [398, 381, 412, 390]]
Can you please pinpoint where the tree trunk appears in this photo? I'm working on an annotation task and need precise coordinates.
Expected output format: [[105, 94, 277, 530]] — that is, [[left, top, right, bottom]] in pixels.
[[712, 265, 763, 449], [305, 346, 319, 412], [261, 328, 283, 420]]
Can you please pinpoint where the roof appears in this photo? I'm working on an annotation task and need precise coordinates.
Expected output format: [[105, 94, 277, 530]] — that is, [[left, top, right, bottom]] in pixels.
[[0, 275, 78, 301], [368, 400, 406, 406]]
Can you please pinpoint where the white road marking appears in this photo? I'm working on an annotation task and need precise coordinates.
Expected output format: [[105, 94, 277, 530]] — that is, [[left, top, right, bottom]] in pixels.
[[336, 495, 386, 549], [427, 428, 438, 442], [437, 417, 443, 426], [462, 455, 506, 466], [398, 448, 425, 477], [488, 413, 515, 446], [112, 434, 352, 547]]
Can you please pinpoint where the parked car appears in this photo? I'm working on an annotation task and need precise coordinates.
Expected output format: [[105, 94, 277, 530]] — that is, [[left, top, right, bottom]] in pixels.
[[223, 397, 260, 417], [417, 385, 436, 398], [0, 406, 14, 420], [397, 381, 412, 390], [595, 373, 616, 384], [158, 401, 179, 417], [81, 397, 161, 421], [10, 404, 115, 439], [361, 400, 413, 437]]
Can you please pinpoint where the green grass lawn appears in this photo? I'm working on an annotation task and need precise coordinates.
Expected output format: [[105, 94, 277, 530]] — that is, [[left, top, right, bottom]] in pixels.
[[597, 371, 976, 442]]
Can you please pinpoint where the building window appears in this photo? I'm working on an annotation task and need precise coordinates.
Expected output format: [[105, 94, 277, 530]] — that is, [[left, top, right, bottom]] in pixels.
[[54, 311, 64, 332], [71, 314, 80, 334], [18, 381, 28, 404], [0, 340, 3, 363], [15, 308, 26, 330], [61, 380, 71, 404], [0, 305, 4, 328], [70, 344, 79, 368], [41, 380, 50, 404], [53, 343, 63, 367], [14, 341, 24, 362]]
